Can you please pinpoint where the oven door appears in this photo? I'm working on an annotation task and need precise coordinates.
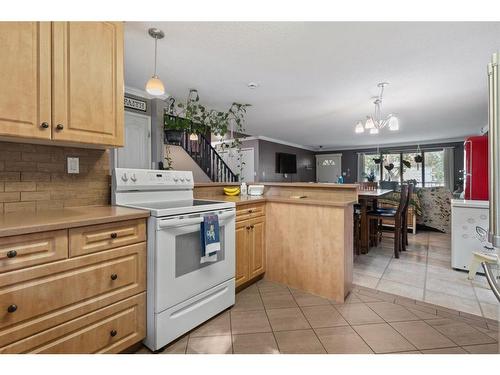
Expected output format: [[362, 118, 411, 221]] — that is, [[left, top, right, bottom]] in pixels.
[[154, 209, 235, 312]]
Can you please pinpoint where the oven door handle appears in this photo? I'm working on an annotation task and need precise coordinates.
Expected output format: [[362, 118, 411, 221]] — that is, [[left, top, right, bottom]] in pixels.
[[158, 211, 235, 229]]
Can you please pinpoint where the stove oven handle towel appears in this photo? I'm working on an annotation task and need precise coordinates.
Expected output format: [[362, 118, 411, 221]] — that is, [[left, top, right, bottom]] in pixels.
[[157, 211, 234, 229], [200, 214, 221, 264]]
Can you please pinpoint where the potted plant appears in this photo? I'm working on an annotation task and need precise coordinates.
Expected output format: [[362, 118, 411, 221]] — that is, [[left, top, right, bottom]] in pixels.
[[384, 163, 395, 181], [363, 170, 376, 182]]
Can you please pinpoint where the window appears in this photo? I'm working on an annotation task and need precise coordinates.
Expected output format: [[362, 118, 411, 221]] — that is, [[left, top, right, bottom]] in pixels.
[[361, 148, 446, 187], [424, 150, 445, 187], [383, 153, 401, 182], [363, 154, 381, 181], [402, 152, 423, 187]]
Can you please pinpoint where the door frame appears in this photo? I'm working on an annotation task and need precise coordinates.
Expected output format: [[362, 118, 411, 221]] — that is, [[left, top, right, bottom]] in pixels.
[[111, 111, 152, 169], [315, 153, 342, 182]]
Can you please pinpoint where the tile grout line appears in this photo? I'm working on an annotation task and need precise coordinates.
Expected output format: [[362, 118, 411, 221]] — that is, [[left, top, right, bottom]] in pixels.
[[288, 285, 329, 353], [257, 282, 283, 353]]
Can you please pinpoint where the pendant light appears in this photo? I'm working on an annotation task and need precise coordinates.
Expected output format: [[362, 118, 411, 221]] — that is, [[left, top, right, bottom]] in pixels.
[[355, 121, 365, 133], [145, 28, 165, 96]]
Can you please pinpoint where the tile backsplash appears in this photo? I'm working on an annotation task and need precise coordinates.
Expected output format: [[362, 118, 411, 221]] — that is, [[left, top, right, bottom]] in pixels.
[[0, 141, 110, 214]]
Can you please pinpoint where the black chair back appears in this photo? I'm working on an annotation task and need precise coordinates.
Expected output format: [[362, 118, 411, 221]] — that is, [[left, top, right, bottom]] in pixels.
[[396, 184, 409, 216]]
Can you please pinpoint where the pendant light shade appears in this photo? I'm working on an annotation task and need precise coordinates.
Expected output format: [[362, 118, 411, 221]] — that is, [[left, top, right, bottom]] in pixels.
[[189, 133, 199, 141], [145, 28, 165, 96], [365, 116, 376, 129], [354, 121, 365, 133], [146, 76, 165, 96], [388, 114, 399, 131]]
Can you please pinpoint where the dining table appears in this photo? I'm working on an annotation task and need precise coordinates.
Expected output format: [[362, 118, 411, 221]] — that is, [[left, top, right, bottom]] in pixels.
[[357, 189, 394, 253]]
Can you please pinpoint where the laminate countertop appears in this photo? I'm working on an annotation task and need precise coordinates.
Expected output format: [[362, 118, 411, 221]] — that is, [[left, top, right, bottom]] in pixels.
[[202, 194, 356, 208], [0, 206, 150, 238]]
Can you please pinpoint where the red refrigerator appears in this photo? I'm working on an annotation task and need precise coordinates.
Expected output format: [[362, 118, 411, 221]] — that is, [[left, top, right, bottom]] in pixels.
[[464, 135, 489, 200]]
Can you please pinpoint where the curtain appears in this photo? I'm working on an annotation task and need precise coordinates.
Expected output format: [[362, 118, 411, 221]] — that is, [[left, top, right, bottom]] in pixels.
[[443, 147, 455, 191], [357, 153, 365, 182]]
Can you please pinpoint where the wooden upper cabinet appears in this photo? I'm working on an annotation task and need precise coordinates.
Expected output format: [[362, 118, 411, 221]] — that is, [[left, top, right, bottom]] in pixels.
[[0, 22, 51, 140], [52, 22, 124, 146]]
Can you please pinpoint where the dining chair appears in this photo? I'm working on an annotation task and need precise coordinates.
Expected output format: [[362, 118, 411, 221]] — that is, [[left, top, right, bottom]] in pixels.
[[358, 182, 378, 191], [367, 184, 409, 259], [401, 184, 414, 251]]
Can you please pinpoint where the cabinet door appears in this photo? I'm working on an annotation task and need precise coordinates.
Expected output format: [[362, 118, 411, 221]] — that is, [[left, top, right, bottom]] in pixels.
[[52, 22, 124, 146], [235, 222, 249, 287], [249, 219, 266, 279], [0, 22, 51, 139]]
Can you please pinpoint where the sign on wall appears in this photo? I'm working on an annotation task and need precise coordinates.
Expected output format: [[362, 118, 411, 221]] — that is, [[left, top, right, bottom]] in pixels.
[[124, 96, 147, 112]]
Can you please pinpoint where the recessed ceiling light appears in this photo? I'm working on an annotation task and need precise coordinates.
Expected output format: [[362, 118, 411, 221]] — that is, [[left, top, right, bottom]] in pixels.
[[247, 82, 259, 89]]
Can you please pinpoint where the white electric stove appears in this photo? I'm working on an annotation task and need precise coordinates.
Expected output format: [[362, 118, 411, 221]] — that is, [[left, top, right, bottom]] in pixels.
[[112, 168, 236, 351]]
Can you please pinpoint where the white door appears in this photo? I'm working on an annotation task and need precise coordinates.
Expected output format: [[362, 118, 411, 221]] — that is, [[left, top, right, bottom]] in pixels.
[[116, 112, 151, 169], [316, 154, 342, 182], [220, 147, 255, 182]]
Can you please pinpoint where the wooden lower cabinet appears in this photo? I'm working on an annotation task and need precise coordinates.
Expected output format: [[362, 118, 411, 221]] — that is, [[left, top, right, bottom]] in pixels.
[[235, 205, 266, 288], [0, 218, 147, 354]]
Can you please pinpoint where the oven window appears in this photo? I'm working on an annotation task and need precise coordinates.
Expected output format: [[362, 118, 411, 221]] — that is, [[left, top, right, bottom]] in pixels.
[[175, 226, 226, 278]]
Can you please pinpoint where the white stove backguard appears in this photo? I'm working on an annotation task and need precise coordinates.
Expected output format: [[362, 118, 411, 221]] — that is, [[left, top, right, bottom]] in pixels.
[[112, 168, 195, 206]]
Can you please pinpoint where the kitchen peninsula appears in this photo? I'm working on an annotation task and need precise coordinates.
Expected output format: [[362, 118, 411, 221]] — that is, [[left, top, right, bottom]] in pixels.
[[194, 182, 358, 303]]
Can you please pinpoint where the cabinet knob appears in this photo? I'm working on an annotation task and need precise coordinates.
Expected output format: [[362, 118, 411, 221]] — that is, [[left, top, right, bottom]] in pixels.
[[6, 250, 17, 258], [246, 226, 251, 230], [7, 304, 17, 313], [110, 232, 118, 239], [40, 122, 49, 129], [110, 329, 117, 337], [248, 210, 253, 213], [250, 225, 255, 229], [56, 124, 64, 131], [110, 273, 118, 281]]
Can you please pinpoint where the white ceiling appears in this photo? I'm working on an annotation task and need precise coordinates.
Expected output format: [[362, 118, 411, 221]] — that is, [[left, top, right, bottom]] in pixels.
[[124, 22, 500, 150]]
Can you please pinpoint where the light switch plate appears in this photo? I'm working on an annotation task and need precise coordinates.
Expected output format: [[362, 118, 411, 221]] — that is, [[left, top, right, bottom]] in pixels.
[[67, 157, 79, 174]]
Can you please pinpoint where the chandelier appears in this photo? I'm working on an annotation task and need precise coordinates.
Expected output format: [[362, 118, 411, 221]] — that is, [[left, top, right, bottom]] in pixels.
[[355, 82, 399, 134]]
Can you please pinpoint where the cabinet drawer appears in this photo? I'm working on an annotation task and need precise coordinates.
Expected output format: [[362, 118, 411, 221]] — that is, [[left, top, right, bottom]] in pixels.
[[0, 243, 145, 333], [0, 293, 145, 354], [236, 203, 265, 222], [69, 219, 146, 257], [0, 230, 68, 274]]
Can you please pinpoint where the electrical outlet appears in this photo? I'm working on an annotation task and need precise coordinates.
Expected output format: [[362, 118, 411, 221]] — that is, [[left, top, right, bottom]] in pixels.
[[67, 157, 79, 174]]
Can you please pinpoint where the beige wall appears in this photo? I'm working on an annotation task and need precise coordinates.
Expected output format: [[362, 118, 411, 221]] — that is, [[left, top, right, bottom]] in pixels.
[[167, 145, 211, 182], [0, 141, 110, 214]]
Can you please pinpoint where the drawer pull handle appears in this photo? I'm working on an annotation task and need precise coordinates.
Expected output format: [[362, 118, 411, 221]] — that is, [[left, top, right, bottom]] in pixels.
[[6, 250, 17, 258], [110, 329, 117, 337], [7, 304, 17, 313], [56, 124, 64, 131], [110, 232, 118, 239], [40, 122, 49, 129], [110, 273, 118, 281]]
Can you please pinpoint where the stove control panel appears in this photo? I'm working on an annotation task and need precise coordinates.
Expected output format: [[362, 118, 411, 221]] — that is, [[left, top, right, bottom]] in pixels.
[[113, 168, 194, 191]]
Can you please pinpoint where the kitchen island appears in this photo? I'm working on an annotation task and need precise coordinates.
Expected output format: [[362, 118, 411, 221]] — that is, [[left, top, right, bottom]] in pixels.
[[194, 182, 358, 303]]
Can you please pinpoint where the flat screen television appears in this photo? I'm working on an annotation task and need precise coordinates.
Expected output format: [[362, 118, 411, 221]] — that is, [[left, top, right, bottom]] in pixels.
[[275, 152, 297, 174]]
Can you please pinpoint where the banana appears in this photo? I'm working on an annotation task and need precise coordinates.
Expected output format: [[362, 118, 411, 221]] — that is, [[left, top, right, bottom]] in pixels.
[[224, 187, 240, 196]]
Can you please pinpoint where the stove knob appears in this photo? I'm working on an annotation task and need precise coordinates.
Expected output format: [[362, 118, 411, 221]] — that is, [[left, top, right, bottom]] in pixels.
[[121, 173, 128, 182], [130, 174, 137, 182], [173, 176, 179, 182], [180, 177, 185, 182], [186, 177, 191, 182]]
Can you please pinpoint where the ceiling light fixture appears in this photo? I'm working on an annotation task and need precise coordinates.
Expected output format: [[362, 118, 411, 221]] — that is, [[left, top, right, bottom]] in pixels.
[[355, 82, 399, 134], [247, 82, 259, 89], [145, 28, 165, 96]]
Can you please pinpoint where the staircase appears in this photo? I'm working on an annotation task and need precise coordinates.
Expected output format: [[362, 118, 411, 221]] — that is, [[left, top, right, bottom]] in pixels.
[[179, 131, 238, 183]]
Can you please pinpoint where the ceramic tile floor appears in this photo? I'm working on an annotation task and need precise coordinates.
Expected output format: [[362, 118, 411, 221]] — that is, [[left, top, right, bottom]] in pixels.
[[134, 279, 499, 354], [353, 230, 500, 320]]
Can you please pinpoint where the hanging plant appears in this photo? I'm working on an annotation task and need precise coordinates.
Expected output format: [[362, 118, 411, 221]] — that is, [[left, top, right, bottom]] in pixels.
[[373, 157, 382, 164], [414, 154, 423, 163], [384, 163, 395, 172], [163, 89, 250, 180], [402, 160, 411, 168]]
